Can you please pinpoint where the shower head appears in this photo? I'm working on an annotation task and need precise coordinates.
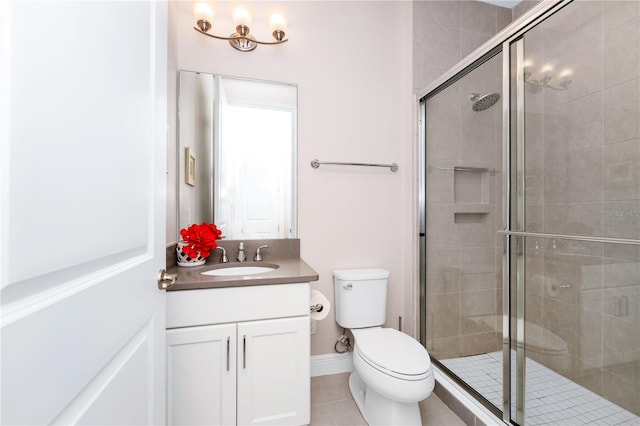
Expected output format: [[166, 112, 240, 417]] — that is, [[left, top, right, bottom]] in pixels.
[[469, 92, 501, 112]]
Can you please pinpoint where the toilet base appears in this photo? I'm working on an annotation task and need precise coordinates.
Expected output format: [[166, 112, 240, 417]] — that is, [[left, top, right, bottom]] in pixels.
[[348, 371, 422, 426]]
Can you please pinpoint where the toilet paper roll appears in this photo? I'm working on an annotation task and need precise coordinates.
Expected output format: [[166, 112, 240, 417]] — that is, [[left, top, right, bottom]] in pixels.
[[310, 289, 331, 321]]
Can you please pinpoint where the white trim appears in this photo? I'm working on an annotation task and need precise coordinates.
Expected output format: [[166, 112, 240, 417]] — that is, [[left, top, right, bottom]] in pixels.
[[310, 353, 353, 377], [434, 366, 506, 426]]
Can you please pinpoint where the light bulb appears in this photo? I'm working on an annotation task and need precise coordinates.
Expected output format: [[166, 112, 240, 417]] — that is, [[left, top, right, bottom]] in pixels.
[[194, 2, 214, 22], [540, 63, 554, 74], [269, 12, 287, 32], [232, 6, 252, 27], [558, 68, 573, 79]]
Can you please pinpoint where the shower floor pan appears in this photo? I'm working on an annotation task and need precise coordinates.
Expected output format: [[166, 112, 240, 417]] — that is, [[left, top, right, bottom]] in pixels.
[[441, 351, 638, 426]]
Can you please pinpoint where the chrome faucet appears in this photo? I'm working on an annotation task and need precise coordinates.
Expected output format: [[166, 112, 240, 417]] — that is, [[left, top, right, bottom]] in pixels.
[[254, 245, 268, 261], [237, 242, 246, 262], [215, 246, 229, 263]]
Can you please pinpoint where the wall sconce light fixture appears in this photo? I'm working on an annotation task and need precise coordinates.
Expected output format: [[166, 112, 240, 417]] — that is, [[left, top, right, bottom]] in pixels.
[[523, 65, 572, 93], [193, 3, 288, 52]]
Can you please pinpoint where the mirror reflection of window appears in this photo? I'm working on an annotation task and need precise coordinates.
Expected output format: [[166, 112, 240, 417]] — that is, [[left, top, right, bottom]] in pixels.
[[177, 71, 297, 240], [219, 103, 294, 238], [216, 76, 296, 239]]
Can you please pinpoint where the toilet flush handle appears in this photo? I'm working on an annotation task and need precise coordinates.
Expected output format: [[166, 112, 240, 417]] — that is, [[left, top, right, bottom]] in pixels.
[[343, 282, 353, 290]]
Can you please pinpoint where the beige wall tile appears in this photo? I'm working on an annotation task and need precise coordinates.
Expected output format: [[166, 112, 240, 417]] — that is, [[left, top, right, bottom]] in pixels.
[[458, 214, 496, 249], [422, 23, 462, 74], [427, 293, 460, 339], [426, 248, 460, 294], [460, 1, 497, 34], [579, 307, 604, 367], [604, 16, 640, 88], [567, 148, 604, 203], [426, 205, 459, 249], [428, 336, 461, 359], [604, 139, 640, 201], [605, 78, 640, 144], [461, 289, 496, 318], [426, 113, 460, 160], [542, 153, 569, 203], [541, 0, 602, 60], [602, 370, 640, 415], [542, 39, 603, 109], [543, 297, 579, 356], [460, 29, 494, 58], [460, 332, 500, 356], [604, 258, 640, 289], [604, 200, 640, 239], [427, 164, 455, 204], [604, 0, 640, 33], [603, 315, 640, 369], [567, 92, 604, 151], [415, 0, 460, 29]]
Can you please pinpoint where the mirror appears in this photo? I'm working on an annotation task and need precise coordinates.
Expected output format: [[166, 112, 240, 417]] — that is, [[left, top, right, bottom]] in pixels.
[[178, 71, 297, 239]]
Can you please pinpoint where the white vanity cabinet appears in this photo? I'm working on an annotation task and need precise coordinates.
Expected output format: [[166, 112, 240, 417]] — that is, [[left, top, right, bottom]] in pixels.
[[166, 283, 310, 426], [167, 323, 237, 425]]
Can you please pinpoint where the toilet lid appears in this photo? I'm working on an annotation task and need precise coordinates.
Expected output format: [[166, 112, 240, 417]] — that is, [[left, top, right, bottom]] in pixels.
[[353, 328, 431, 377]]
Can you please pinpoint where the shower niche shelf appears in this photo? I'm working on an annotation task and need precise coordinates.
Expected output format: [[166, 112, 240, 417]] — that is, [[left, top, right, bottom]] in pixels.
[[453, 166, 491, 223]]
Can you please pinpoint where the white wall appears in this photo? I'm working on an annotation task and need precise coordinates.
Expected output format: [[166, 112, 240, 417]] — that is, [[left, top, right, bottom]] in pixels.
[[168, 1, 414, 355]]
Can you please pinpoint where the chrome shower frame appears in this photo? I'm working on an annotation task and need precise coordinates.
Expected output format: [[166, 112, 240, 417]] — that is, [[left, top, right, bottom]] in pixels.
[[416, 1, 576, 424]]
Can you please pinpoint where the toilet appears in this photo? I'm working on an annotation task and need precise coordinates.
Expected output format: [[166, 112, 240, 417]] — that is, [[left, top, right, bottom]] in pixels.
[[334, 268, 434, 425]]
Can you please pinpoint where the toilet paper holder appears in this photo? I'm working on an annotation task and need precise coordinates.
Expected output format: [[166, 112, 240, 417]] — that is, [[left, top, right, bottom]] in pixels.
[[310, 303, 324, 313]]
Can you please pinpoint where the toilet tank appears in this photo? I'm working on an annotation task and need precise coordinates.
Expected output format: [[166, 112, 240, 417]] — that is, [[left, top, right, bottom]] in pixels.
[[334, 268, 390, 329]]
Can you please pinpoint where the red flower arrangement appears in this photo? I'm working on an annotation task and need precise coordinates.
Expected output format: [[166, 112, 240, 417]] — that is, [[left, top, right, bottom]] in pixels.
[[179, 223, 223, 259]]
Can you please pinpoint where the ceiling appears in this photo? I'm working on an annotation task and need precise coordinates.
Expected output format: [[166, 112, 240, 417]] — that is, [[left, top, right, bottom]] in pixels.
[[477, 0, 524, 8]]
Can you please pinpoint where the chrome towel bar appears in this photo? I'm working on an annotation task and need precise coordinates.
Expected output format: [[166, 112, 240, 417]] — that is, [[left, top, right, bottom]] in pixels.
[[310, 159, 398, 172]]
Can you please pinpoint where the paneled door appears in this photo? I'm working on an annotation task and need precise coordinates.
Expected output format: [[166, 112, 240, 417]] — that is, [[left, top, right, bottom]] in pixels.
[[0, 1, 168, 424]]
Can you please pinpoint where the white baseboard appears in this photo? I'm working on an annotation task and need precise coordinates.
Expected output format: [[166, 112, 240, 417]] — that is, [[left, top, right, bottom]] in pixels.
[[310, 353, 354, 377]]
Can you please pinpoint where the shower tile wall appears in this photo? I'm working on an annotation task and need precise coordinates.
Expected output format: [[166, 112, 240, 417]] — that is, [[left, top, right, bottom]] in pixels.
[[413, 0, 512, 358], [413, 1, 512, 91], [424, 53, 504, 361], [414, 1, 512, 362], [521, 1, 640, 415]]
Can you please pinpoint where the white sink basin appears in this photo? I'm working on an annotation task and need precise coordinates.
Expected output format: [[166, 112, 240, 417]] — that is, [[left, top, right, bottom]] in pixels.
[[201, 264, 278, 277]]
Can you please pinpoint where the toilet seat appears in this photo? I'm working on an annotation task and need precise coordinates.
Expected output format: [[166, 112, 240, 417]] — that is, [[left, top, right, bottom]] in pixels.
[[352, 328, 431, 381]]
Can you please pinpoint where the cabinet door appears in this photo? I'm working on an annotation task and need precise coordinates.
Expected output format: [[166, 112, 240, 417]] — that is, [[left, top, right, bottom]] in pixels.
[[167, 324, 236, 425], [237, 317, 310, 426]]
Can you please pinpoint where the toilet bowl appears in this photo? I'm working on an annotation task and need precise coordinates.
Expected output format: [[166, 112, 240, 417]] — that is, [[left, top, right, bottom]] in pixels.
[[469, 314, 570, 372], [334, 268, 435, 425]]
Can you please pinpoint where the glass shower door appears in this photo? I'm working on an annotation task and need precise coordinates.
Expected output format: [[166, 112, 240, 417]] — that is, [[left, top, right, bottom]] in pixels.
[[508, 1, 640, 424], [422, 51, 505, 415], [421, 2, 640, 424]]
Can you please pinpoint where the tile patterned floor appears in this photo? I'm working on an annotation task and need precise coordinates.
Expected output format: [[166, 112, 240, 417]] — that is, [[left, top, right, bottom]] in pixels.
[[310, 373, 466, 426], [441, 351, 640, 426]]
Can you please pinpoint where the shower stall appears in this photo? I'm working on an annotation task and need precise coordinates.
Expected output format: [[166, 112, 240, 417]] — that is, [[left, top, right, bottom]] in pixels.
[[419, 1, 640, 424]]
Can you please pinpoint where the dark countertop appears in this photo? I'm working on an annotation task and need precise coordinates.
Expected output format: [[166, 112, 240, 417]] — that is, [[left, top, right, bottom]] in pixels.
[[167, 257, 319, 291]]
